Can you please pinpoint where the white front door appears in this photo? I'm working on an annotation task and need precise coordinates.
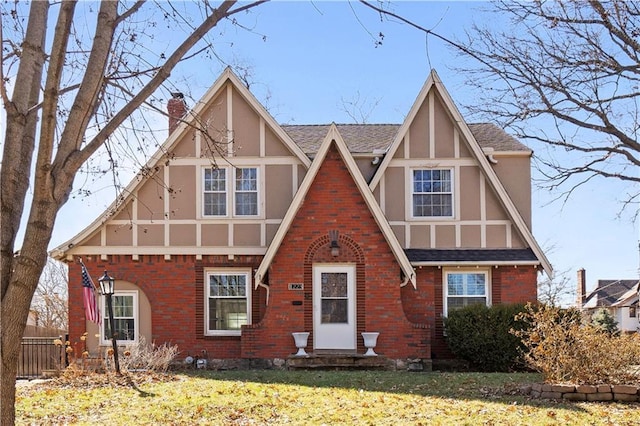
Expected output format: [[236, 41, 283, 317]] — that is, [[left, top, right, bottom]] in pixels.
[[313, 265, 356, 351]]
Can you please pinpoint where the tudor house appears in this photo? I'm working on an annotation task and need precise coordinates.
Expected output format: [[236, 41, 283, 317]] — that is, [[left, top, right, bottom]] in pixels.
[[52, 68, 551, 367]]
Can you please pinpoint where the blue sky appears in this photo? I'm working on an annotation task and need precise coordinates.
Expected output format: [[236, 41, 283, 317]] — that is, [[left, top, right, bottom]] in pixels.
[[21, 1, 640, 298]]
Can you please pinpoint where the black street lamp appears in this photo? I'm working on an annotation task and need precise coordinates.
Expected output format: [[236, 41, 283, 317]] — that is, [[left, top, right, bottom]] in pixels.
[[98, 270, 121, 375]]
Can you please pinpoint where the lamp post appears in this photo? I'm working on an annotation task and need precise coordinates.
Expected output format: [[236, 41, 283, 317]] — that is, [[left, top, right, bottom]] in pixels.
[[98, 270, 121, 375]]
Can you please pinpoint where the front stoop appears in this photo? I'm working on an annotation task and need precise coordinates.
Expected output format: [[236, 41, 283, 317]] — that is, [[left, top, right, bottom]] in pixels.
[[286, 354, 394, 370]]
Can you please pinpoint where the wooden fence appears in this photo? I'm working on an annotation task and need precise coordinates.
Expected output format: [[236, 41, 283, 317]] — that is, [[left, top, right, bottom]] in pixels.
[[17, 335, 66, 379]]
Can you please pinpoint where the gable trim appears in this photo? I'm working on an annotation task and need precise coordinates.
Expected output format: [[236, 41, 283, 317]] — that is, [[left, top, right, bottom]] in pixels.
[[255, 124, 416, 290], [51, 68, 311, 260], [369, 69, 552, 275]]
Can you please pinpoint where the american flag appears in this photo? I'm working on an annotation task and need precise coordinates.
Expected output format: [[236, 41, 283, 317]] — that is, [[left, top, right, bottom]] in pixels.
[[81, 262, 101, 325]]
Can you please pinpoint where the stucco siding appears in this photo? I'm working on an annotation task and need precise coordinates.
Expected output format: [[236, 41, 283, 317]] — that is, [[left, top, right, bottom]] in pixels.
[[198, 89, 228, 155], [172, 127, 197, 157], [410, 224, 430, 248], [136, 177, 165, 221], [169, 165, 197, 219], [112, 201, 134, 221], [265, 165, 294, 219], [510, 225, 526, 248], [435, 225, 456, 248], [265, 126, 291, 157], [137, 224, 163, 246], [354, 157, 377, 182], [491, 156, 532, 228], [433, 94, 455, 158], [106, 224, 132, 245], [232, 88, 260, 157], [458, 135, 472, 158], [384, 167, 405, 221], [170, 224, 197, 246], [485, 185, 508, 221], [486, 224, 508, 248], [394, 139, 405, 159], [409, 102, 429, 158], [392, 225, 405, 246], [234, 223, 261, 246], [202, 224, 229, 246], [461, 224, 481, 247], [459, 166, 481, 221]]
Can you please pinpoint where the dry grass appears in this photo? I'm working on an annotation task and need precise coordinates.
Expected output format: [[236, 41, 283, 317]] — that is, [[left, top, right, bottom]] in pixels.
[[16, 369, 640, 425]]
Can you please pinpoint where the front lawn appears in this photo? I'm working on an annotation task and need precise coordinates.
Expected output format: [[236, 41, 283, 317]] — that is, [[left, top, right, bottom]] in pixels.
[[16, 370, 640, 425]]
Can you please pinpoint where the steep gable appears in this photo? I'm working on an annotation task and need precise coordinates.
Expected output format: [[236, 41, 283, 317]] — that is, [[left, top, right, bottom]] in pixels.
[[368, 69, 551, 274], [51, 68, 311, 261], [255, 124, 415, 289]]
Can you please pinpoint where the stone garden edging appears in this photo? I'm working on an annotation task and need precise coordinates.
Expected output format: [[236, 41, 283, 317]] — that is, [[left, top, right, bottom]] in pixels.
[[530, 383, 640, 402]]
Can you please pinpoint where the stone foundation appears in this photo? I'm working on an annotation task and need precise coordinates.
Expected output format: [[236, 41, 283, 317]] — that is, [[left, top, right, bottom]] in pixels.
[[173, 357, 433, 372], [530, 383, 640, 402]]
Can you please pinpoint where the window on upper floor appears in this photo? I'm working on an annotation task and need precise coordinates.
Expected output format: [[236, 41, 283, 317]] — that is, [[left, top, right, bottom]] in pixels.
[[205, 270, 251, 336], [203, 168, 227, 216], [101, 291, 138, 345], [235, 167, 258, 216], [203, 167, 259, 217], [412, 169, 453, 218], [444, 270, 490, 316]]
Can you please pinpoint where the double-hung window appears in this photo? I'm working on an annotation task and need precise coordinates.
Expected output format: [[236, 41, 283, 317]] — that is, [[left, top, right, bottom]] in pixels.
[[412, 169, 453, 217], [444, 271, 489, 316], [235, 167, 258, 216], [203, 168, 227, 216], [203, 167, 258, 217], [102, 291, 138, 344], [205, 270, 251, 335]]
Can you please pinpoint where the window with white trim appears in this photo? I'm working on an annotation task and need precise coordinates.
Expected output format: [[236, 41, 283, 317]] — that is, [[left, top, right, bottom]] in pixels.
[[412, 169, 453, 217], [203, 167, 259, 217], [234, 167, 258, 216], [101, 291, 138, 345], [444, 270, 490, 316], [205, 270, 251, 336], [203, 168, 227, 216]]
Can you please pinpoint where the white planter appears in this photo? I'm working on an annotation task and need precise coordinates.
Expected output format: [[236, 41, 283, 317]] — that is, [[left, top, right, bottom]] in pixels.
[[361, 332, 380, 356], [292, 332, 310, 356]]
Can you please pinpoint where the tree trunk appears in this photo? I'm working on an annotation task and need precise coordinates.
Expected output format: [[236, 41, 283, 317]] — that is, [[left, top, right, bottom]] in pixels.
[[0, 1, 268, 423]]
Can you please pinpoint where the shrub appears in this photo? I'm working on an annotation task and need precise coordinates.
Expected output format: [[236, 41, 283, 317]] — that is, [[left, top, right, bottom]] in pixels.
[[444, 303, 528, 372], [514, 303, 640, 384], [119, 336, 179, 373]]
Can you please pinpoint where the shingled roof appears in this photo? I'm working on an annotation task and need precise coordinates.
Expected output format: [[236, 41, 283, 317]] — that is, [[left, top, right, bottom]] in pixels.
[[583, 279, 640, 309], [281, 122, 529, 155], [405, 248, 538, 263]]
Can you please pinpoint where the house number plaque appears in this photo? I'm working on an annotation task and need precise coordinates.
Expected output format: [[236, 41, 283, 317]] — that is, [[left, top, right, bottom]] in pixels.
[[288, 283, 303, 290]]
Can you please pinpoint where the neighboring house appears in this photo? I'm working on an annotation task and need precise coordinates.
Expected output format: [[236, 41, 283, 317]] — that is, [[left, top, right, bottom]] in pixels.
[[52, 68, 551, 366], [577, 269, 640, 333]]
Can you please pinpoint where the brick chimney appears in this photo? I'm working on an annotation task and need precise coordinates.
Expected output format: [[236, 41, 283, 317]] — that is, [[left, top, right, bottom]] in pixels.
[[577, 268, 586, 308], [168, 92, 186, 135]]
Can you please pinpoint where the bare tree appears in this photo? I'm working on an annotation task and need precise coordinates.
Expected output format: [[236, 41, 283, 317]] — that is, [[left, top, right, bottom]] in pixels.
[[339, 91, 382, 124], [360, 0, 640, 207], [538, 268, 575, 308], [0, 1, 268, 422], [30, 258, 68, 331], [453, 1, 640, 205]]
